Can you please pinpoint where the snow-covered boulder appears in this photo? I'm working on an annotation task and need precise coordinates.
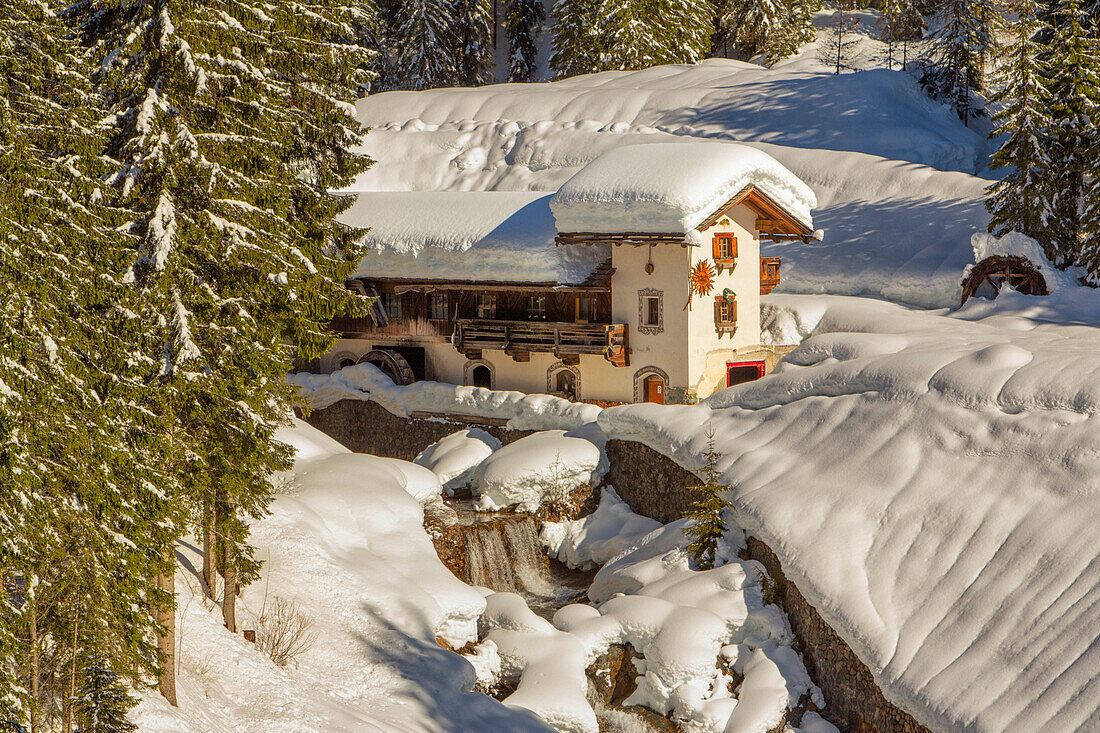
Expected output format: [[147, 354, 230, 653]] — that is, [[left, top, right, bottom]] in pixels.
[[415, 428, 502, 493], [472, 430, 603, 512], [542, 487, 662, 569]]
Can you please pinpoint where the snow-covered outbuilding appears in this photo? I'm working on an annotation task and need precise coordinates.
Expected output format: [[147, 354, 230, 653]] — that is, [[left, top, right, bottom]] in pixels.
[[319, 143, 817, 404]]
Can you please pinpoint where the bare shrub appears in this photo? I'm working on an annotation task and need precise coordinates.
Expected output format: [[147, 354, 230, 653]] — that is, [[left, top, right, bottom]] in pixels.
[[256, 597, 315, 668]]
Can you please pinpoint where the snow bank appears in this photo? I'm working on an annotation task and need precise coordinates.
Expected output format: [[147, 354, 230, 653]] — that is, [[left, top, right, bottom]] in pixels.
[[531, 491, 818, 732], [415, 428, 502, 492], [598, 294, 1100, 732], [473, 429, 605, 512], [288, 362, 602, 430], [549, 143, 816, 233], [339, 192, 608, 285], [133, 418, 549, 732], [541, 487, 661, 568]]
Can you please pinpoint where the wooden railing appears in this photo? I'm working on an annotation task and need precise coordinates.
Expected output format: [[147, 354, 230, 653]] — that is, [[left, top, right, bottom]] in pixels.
[[761, 257, 782, 295], [454, 319, 629, 366]]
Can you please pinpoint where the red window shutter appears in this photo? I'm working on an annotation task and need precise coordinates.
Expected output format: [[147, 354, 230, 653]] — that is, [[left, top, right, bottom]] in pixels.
[[712, 234, 722, 260]]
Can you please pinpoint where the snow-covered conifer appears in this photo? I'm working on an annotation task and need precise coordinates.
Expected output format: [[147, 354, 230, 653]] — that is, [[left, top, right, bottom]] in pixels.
[[986, 3, 1054, 249], [1042, 0, 1100, 269], [453, 0, 494, 85], [882, 0, 924, 67], [720, 0, 817, 61], [919, 0, 1003, 123], [70, 0, 374, 650], [683, 432, 730, 571], [73, 658, 137, 733], [506, 0, 546, 81], [550, 0, 603, 78], [395, 0, 458, 88]]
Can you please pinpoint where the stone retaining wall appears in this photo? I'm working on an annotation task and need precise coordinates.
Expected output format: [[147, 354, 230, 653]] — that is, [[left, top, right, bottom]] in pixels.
[[603, 439, 929, 733], [300, 399, 533, 461]]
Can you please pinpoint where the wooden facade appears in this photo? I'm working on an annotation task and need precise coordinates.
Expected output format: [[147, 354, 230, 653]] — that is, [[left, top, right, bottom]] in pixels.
[[338, 277, 628, 366], [760, 257, 782, 295]]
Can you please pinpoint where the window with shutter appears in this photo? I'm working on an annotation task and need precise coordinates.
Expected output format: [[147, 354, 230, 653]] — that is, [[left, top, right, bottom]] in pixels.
[[712, 234, 738, 262], [714, 294, 737, 335]]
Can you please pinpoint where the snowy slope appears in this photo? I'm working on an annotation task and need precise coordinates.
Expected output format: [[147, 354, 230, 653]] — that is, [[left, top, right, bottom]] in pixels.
[[599, 294, 1100, 732], [132, 419, 550, 733], [349, 60, 993, 307]]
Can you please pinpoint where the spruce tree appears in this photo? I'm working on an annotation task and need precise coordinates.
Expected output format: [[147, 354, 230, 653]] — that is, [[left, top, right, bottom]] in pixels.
[[1043, 0, 1100, 268], [882, 0, 925, 67], [550, 0, 603, 78], [70, 0, 373, 650], [684, 432, 730, 571], [986, 3, 1053, 247], [720, 0, 817, 61], [506, 0, 546, 81], [395, 0, 458, 88], [919, 0, 1003, 123], [2, 0, 182, 724], [73, 658, 137, 733], [453, 0, 494, 85]]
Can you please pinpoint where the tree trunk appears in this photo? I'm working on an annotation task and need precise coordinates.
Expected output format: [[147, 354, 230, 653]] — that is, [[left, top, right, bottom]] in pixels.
[[222, 563, 238, 633], [202, 501, 216, 600], [28, 603, 40, 733], [157, 571, 178, 706], [63, 615, 79, 733]]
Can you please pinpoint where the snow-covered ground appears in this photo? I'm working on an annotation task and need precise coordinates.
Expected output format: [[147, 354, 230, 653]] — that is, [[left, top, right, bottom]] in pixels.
[[132, 419, 550, 733], [600, 291, 1100, 732]]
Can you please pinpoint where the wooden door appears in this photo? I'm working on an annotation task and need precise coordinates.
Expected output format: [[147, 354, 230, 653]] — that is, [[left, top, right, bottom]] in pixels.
[[644, 376, 665, 404]]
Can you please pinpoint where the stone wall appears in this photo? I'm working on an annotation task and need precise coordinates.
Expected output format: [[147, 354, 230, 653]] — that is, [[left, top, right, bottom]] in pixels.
[[300, 399, 533, 462], [602, 440, 930, 733], [604, 439, 700, 523]]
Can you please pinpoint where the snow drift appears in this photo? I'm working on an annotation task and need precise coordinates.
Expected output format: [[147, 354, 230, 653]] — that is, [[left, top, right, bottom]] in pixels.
[[599, 294, 1100, 732]]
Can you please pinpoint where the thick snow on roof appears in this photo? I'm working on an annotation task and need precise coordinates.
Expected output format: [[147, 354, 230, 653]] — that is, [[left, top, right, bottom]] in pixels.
[[549, 142, 816, 233], [350, 60, 991, 306], [338, 191, 609, 284], [600, 293, 1100, 732]]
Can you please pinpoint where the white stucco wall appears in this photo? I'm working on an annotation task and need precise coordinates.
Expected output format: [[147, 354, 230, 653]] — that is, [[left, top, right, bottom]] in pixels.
[[687, 205, 763, 399]]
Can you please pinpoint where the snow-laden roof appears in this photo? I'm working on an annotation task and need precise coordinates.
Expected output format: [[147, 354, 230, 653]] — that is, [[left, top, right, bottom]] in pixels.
[[549, 143, 817, 234], [338, 191, 609, 285]]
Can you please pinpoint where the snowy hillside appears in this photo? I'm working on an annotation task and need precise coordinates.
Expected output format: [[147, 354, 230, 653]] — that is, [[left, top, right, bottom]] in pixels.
[[350, 58, 993, 307]]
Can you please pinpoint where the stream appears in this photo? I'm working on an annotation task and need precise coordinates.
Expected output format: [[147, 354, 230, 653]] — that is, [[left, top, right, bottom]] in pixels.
[[449, 502, 594, 620]]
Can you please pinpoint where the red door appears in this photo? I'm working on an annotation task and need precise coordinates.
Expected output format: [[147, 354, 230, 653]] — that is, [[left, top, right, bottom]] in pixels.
[[645, 376, 665, 404]]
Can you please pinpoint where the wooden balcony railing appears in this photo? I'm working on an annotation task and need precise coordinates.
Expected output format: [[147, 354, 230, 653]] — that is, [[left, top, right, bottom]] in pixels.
[[454, 319, 629, 366], [761, 257, 782, 295]]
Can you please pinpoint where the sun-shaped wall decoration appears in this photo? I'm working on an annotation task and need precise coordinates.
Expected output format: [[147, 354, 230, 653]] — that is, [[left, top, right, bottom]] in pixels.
[[686, 259, 716, 309]]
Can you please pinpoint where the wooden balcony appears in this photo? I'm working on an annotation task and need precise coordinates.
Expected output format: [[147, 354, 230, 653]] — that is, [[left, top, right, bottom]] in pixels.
[[454, 319, 629, 366], [760, 257, 782, 295]]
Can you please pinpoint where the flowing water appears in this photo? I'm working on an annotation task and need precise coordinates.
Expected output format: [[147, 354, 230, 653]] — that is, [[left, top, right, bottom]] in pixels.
[[452, 507, 592, 619]]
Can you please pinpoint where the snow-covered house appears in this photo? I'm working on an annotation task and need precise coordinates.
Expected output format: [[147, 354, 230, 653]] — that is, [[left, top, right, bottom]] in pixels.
[[319, 143, 817, 404]]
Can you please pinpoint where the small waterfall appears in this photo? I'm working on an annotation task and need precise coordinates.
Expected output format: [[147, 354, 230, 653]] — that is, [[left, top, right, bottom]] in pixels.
[[463, 515, 547, 594]]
